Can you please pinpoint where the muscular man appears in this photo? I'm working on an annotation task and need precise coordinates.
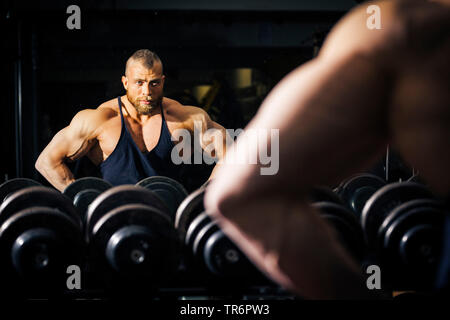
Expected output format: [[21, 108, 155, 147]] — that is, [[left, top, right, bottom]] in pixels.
[[205, 0, 450, 299], [36, 49, 227, 191]]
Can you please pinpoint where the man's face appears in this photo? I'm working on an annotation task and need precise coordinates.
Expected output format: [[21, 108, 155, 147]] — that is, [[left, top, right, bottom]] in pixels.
[[122, 60, 165, 114]]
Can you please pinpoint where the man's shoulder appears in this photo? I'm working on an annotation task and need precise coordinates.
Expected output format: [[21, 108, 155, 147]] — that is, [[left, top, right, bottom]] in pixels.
[[72, 103, 117, 129], [319, 1, 398, 61], [97, 97, 120, 113], [320, 0, 450, 62], [90, 97, 121, 122], [163, 97, 206, 119]]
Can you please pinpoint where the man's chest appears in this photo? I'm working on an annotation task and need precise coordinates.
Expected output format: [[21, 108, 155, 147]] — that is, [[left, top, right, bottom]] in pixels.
[[96, 115, 190, 158]]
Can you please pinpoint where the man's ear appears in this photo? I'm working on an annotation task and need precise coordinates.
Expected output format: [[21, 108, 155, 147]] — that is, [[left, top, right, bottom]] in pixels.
[[161, 75, 166, 86], [121, 76, 128, 91]]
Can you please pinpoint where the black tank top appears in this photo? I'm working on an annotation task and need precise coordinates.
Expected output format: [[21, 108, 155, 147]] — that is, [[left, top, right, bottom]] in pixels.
[[100, 97, 182, 185]]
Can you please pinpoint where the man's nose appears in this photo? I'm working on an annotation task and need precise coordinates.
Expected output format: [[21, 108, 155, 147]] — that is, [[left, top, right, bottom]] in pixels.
[[141, 84, 150, 96]]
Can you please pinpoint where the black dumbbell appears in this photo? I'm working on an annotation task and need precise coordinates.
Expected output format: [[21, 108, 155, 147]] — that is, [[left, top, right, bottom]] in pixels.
[[136, 176, 188, 222], [85, 185, 178, 281], [176, 186, 262, 281], [311, 201, 366, 261], [0, 186, 84, 289], [0, 186, 82, 229], [63, 177, 113, 225], [175, 187, 206, 243], [337, 173, 386, 219], [361, 181, 434, 246], [361, 182, 446, 289], [185, 212, 212, 251], [0, 178, 41, 203], [309, 186, 346, 205], [188, 212, 258, 278], [307, 186, 366, 260]]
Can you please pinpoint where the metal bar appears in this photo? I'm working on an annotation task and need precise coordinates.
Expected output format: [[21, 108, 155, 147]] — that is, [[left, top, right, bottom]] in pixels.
[[385, 144, 390, 182], [31, 24, 39, 180], [14, 20, 23, 177]]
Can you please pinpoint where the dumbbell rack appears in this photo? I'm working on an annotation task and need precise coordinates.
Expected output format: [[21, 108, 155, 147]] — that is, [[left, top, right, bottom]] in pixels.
[[1, 173, 448, 300]]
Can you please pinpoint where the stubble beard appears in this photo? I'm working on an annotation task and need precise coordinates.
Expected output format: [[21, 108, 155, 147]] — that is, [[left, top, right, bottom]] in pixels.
[[127, 91, 162, 115]]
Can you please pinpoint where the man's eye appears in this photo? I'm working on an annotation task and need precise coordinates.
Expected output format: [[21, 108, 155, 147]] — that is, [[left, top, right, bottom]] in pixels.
[[137, 81, 143, 85], [151, 81, 160, 87]]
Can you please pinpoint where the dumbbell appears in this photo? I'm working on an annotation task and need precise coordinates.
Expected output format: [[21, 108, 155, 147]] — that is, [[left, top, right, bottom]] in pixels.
[[136, 176, 188, 221], [309, 186, 346, 205], [63, 177, 113, 226], [0, 178, 41, 203], [361, 181, 446, 289], [175, 186, 261, 281], [188, 211, 256, 278], [337, 173, 386, 219], [85, 185, 178, 281], [0, 186, 84, 288], [308, 186, 366, 261]]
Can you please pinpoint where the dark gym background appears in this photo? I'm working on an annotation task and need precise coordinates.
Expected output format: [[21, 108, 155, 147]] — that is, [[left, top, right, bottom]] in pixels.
[[1, 0, 360, 188]]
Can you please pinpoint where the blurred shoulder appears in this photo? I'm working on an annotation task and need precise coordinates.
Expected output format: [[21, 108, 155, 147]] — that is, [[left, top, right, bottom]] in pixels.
[[320, 0, 450, 62]]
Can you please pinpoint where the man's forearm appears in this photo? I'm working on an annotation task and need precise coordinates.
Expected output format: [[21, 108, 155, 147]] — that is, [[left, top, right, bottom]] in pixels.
[[35, 158, 76, 191]]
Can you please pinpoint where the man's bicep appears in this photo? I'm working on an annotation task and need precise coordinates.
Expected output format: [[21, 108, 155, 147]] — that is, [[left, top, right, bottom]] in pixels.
[[41, 111, 97, 164], [41, 127, 84, 165]]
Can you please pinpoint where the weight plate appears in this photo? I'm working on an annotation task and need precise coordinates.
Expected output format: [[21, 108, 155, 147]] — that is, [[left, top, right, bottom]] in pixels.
[[383, 207, 445, 265], [86, 185, 169, 240], [204, 229, 255, 278], [339, 173, 386, 217], [63, 177, 112, 201], [0, 186, 81, 228], [0, 178, 41, 203], [185, 212, 212, 249], [175, 187, 206, 241], [192, 221, 220, 261], [361, 182, 433, 246], [73, 189, 102, 225], [136, 176, 187, 198], [308, 186, 344, 205], [91, 203, 176, 277], [378, 198, 444, 249], [0, 206, 83, 277], [381, 207, 445, 288], [136, 176, 188, 221], [312, 202, 360, 228], [313, 201, 366, 260], [320, 214, 365, 260]]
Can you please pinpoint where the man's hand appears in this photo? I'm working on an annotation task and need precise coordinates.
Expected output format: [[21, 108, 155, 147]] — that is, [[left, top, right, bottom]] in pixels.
[[187, 107, 230, 180]]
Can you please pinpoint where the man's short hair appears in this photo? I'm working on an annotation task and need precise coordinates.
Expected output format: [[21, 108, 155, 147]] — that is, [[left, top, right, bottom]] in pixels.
[[125, 49, 163, 76]]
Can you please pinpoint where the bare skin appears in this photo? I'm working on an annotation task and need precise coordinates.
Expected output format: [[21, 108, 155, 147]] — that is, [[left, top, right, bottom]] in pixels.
[[205, 0, 450, 299], [36, 60, 227, 191]]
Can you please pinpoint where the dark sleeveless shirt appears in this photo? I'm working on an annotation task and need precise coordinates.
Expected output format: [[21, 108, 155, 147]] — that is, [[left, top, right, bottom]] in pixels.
[[100, 97, 182, 185]]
